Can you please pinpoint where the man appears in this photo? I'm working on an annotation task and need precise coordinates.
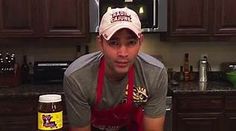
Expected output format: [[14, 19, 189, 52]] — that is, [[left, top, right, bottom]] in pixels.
[[63, 7, 168, 131]]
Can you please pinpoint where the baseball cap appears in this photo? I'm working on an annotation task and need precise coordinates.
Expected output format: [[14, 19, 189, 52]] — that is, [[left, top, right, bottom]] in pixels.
[[99, 7, 142, 40]]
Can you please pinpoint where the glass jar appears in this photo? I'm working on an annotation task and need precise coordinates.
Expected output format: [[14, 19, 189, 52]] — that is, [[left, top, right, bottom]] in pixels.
[[38, 94, 63, 131]]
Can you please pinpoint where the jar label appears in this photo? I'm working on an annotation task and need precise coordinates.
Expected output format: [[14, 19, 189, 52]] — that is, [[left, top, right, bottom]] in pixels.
[[38, 111, 63, 130]]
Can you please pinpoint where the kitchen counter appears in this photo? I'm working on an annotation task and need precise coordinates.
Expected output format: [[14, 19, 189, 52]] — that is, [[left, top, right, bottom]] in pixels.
[[0, 81, 236, 131], [0, 83, 68, 131], [170, 81, 236, 131], [0, 84, 63, 97], [1, 81, 235, 97], [168, 81, 236, 95]]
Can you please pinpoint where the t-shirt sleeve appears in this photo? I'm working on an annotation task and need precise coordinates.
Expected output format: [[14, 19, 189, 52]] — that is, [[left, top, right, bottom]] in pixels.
[[63, 75, 91, 127], [143, 67, 168, 118]]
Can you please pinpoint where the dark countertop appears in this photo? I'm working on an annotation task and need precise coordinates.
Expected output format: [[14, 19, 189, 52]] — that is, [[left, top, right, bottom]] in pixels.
[[0, 84, 63, 97], [168, 81, 236, 95], [1, 81, 236, 97]]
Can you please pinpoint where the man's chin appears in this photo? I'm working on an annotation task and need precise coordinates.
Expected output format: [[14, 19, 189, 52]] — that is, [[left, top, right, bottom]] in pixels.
[[114, 67, 129, 75]]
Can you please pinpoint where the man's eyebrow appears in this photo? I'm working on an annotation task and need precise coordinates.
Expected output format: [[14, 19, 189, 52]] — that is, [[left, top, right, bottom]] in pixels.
[[127, 35, 138, 39], [109, 36, 119, 40]]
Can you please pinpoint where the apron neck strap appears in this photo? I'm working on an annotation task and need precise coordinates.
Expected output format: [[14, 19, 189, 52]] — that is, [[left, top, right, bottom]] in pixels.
[[96, 57, 134, 106]]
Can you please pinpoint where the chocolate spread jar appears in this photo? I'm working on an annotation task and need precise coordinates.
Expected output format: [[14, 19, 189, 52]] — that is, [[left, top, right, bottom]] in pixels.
[[38, 94, 63, 131]]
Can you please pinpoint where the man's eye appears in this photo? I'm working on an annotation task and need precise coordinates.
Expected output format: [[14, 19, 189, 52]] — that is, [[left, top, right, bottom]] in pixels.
[[127, 39, 138, 46], [107, 40, 120, 47]]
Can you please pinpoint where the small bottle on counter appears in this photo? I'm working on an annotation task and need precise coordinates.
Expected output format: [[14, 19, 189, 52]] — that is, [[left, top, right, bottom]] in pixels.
[[85, 45, 89, 54], [189, 65, 195, 81], [199, 57, 208, 82], [183, 53, 190, 81], [21, 55, 29, 83], [38, 94, 63, 131], [76, 45, 82, 58], [179, 66, 184, 81]]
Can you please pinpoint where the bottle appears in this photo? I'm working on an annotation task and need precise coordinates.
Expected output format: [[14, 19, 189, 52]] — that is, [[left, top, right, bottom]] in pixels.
[[38, 94, 63, 131], [199, 57, 207, 82], [76, 45, 82, 58], [85, 45, 89, 54], [179, 66, 184, 81], [28, 62, 34, 83], [189, 65, 195, 81], [21, 55, 29, 83], [183, 53, 190, 81]]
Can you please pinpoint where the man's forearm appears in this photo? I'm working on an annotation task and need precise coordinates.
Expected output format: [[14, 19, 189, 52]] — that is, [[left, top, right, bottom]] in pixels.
[[70, 125, 91, 131], [143, 115, 165, 131]]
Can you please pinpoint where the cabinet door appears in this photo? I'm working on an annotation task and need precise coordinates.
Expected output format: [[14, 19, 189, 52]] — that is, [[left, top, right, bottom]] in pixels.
[[41, 0, 89, 37], [0, 96, 38, 131], [215, 0, 236, 35], [0, 0, 38, 37], [176, 113, 223, 131], [224, 96, 236, 131], [224, 113, 236, 131], [169, 0, 212, 36], [0, 116, 36, 131]]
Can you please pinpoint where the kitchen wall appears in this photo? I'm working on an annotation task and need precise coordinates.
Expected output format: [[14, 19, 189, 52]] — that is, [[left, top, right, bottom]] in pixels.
[[1, 34, 236, 71], [89, 34, 236, 71]]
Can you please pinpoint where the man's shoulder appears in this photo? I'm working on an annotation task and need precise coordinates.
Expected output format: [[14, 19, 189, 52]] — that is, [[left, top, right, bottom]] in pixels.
[[65, 51, 102, 77], [137, 52, 165, 69]]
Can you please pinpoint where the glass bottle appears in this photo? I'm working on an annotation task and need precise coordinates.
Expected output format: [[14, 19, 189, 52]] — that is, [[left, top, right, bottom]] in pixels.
[[38, 94, 63, 131], [183, 53, 190, 81], [199, 58, 207, 82], [21, 55, 29, 83], [189, 65, 195, 81], [179, 66, 184, 81]]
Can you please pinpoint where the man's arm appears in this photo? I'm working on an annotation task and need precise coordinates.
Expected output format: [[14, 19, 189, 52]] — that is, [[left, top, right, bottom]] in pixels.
[[142, 66, 168, 131], [143, 115, 165, 131], [70, 125, 91, 131]]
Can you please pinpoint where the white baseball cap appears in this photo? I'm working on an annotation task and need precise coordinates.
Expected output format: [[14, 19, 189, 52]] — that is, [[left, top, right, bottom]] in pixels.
[[99, 7, 142, 40]]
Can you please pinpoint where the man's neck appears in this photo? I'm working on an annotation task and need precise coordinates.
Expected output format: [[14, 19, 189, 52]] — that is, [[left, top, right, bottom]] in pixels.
[[105, 71, 127, 83]]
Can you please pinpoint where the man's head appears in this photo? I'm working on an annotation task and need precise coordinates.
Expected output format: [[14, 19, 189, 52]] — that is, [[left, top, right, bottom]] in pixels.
[[99, 7, 142, 40], [97, 7, 143, 79]]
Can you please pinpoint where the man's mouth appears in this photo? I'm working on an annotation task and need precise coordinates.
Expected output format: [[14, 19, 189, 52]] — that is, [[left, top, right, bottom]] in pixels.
[[115, 61, 129, 68]]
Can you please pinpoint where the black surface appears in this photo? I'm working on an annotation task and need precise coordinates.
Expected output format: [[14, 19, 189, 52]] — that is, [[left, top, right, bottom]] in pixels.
[[1, 80, 236, 97], [168, 81, 236, 95], [0, 84, 63, 97]]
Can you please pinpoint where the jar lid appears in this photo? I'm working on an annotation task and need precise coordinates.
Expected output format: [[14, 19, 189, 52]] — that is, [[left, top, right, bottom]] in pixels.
[[39, 94, 61, 103]]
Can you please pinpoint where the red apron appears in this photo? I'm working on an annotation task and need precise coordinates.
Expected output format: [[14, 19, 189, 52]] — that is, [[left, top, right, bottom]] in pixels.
[[91, 58, 144, 131]]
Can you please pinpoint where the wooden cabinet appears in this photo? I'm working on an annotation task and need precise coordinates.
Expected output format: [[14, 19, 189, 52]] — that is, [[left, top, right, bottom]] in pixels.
[[224, 96, 236, 131], [173, 95, 224, 131], [172, 94, 236, 131], [169, 0, 212, 36], [0, 95, 68, 131], [176, 113, 223, 131], [168, 0, 236, 37], [0, 95, 38, 131], [0, 0, 39, 37], [215, 0, 236, 35], [41, 0, 89, 38], [0, 0, 89, 38], [224, 113, 236, 131]]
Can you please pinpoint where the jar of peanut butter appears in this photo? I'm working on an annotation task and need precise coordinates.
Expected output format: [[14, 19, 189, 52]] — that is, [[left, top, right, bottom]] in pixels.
[[38, 94, 63, 131]]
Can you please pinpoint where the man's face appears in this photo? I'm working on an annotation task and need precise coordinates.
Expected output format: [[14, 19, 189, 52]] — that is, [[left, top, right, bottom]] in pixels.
[[98, 28, 143, 76]]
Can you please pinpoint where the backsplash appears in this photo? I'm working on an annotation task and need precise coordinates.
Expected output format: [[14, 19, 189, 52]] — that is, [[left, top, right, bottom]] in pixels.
[[89, 33, 236, 71], [1, 34, 236, 72]]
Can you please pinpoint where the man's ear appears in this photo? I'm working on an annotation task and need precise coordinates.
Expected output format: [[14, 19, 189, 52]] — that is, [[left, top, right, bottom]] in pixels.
[[96, 35, 103, 51], [139, 34, 144, 44]]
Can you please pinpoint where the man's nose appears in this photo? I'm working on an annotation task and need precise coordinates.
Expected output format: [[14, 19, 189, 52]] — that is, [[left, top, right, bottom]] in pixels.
[[117, 45, 128, 57]]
